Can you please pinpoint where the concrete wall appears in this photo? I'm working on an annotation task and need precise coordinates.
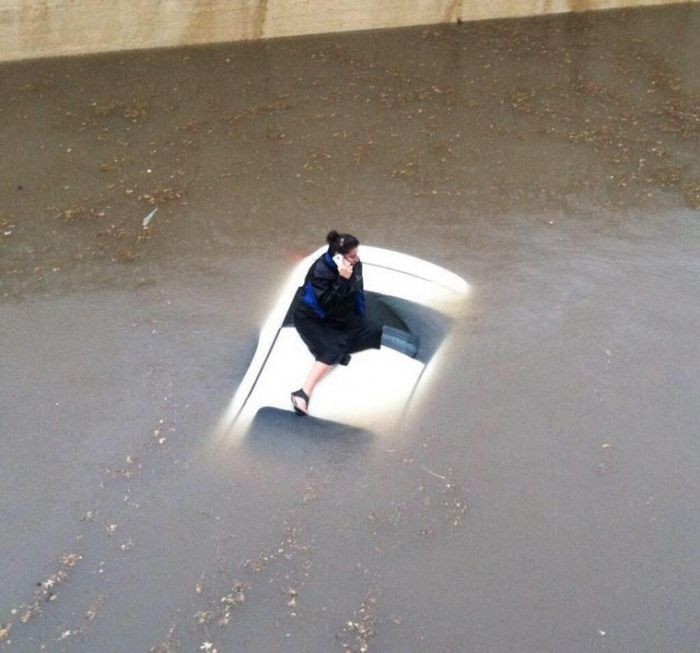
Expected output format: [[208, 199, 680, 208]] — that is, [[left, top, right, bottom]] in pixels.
[[1, 0, 697, 62]]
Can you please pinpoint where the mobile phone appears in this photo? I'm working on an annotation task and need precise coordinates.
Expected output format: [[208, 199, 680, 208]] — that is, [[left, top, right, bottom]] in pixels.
[[333, 253, 344, 267]]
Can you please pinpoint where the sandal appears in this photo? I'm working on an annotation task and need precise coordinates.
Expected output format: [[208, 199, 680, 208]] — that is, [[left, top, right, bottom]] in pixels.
[[291, 388, 309, 415]]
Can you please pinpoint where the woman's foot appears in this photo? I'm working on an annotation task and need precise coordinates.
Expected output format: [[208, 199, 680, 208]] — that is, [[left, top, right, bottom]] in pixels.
[[291, 388, 310, 415]]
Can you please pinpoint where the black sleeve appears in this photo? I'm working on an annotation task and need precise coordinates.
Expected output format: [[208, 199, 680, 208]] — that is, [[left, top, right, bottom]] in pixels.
[[309, 262, 353, 313]]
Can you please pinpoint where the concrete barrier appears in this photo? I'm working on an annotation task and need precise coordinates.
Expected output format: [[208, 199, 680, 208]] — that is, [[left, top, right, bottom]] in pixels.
[[0, 0, 697, 62]]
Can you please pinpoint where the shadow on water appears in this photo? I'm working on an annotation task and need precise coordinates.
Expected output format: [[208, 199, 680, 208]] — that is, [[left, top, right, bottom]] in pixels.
[[242, 407, 373, 465]]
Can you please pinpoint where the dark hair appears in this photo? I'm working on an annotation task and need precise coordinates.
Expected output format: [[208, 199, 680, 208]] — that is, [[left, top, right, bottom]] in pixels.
[[326, 230, 359, 255]]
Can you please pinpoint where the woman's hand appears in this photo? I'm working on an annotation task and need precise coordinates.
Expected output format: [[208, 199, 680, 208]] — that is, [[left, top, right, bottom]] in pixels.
[[338, 258, 353, 280]]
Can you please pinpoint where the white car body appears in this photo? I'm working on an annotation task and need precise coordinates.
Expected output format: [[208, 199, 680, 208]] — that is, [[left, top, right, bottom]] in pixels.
[[216, 246, 469, 442]]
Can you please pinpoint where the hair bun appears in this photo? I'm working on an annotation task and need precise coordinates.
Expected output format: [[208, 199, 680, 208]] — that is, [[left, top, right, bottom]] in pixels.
[[326, 230, 339, 244]]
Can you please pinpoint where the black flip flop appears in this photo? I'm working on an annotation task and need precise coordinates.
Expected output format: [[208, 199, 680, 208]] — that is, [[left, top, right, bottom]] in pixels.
[[291, 388, 309, 415]]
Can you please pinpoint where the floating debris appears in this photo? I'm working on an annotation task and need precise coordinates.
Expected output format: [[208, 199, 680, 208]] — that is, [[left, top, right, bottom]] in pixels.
[[60, 553, 81, 567], [59, 206, 106, 223], [142, 207, 158, 228], [150, 622, 179, 653], [0, 213, 15, 238], [216, 582, 248, 627], [336, 592, 378, 653], [0, 552, 84, 642], [284, 587, 299, 608], [139, 186, 183, 206]]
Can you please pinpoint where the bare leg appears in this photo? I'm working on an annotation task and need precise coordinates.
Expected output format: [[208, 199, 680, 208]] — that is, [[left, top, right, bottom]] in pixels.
[[292, 361, 333, 414], [303, 361, 333, 399]]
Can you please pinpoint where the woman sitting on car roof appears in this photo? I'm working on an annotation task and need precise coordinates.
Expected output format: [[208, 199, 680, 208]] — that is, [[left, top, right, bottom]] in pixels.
[[291, 230, 416, 415]]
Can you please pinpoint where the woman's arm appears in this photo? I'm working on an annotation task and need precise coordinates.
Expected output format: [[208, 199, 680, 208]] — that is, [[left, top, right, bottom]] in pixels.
[[312, 269, 353, 313]]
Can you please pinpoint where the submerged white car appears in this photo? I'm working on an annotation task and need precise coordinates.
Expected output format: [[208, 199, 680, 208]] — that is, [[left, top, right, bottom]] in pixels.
[[216, 246, 469, 441]]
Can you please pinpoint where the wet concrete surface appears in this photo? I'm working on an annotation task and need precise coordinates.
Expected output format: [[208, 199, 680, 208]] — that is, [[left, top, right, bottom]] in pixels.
[[1, 4, 699, 651]]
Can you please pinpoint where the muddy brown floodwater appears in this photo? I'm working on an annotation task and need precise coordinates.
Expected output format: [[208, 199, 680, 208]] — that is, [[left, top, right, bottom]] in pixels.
[[1, 3, 699, 652]]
